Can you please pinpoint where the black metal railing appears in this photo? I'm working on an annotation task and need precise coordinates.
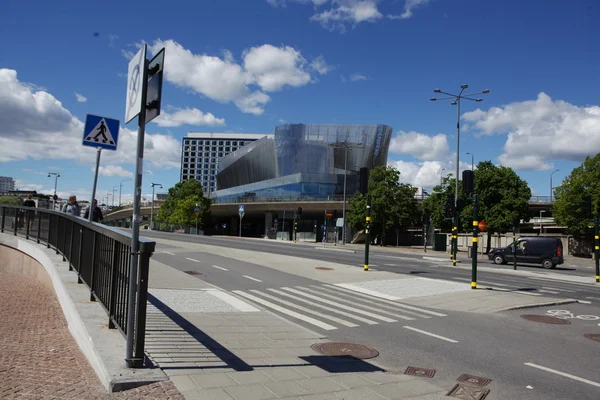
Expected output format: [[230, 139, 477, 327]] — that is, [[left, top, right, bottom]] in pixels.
[[0, 205, 154, 367]]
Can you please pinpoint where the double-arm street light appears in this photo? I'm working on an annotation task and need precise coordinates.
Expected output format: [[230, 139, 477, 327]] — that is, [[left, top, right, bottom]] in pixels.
[[431, 84, 489, 266], [47, 172, 60, 210], [119, 178, 132, 207], [150, 183, 162, 230], [466, 152, 475, 171], [112, 186, 119, 208], [440, 167, 446, 186], [550, 169, 559, 202]]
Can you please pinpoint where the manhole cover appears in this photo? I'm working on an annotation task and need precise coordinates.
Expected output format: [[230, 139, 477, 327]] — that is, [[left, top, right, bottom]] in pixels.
[[457, 374, 492, 387], [584, 334, 600, 342], [310, 342, 379, 359], [520, 315, 571, 325], [315, 267, 334, 270], [447, 384, 491, 400], [404, 366, 436, 378]]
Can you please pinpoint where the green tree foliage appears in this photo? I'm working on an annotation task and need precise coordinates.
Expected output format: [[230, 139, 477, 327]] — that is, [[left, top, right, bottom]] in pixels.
[[0, 196, 21, 205], [553, 154, 600, 236], [348, 166, 419, 243], [157, 179, 211, 228], [422, 174, 469, 232]]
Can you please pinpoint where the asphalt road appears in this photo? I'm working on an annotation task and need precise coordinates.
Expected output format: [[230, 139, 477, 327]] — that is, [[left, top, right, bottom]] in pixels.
[[149, 236, 600, 399]]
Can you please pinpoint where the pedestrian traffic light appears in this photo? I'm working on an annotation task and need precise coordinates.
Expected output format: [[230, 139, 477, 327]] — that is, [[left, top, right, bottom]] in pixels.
[[445, 194, 454, 217], [582, 195, 593, 218], [462, 170, 474, 196], [297, 207, 303, 217], [359, 167, 369, 195]]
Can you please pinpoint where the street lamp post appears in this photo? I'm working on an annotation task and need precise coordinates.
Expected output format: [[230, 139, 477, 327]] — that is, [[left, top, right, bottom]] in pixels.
[[47, 173, 60, 210], [119, 178, 132, 207], [440, 168, 446, 186], [331, 142, 363, 245], [112, 186, 118, 208], [432, 85, 489, 266], [550, 169, 559, 202], [150, 183, 162, 230], [539, 210, 546, 235], [466, 152, 474, 171]]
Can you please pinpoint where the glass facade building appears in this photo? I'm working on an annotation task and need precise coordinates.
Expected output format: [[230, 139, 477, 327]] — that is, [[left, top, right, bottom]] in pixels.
[[214, 124, 392, 202]]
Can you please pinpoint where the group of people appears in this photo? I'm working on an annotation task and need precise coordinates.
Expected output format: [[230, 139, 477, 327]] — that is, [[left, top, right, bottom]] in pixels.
[[16, 195, 104, 229]]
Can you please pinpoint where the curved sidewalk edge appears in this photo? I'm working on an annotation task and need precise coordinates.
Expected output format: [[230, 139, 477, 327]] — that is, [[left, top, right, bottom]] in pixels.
[[0, 233, 167, 392]]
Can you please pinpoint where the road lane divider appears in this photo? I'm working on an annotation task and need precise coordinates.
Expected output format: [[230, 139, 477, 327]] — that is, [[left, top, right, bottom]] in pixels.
[[243, 275, 262, 282], [185, 257, 201, 263], [524, 362, 600, 388], [162, 251, 175, 255], [212, 265, 228, 271], [402, 326, 458, 343]]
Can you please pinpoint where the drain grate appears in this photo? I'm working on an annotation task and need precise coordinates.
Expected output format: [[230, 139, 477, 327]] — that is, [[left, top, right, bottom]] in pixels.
[[310, 342, 379, 359], [315, 267, 334, 270], [520, 315, 571, 325], [404, 366, 436, 378], [447, 384, 491, 400], [584, 334, 600, 343], [457, 374, 492, 387]]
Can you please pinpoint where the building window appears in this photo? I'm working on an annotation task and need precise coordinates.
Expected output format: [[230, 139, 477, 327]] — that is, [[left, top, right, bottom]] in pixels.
[[183, 158, 189, 162], [191, 140, 196, 145], [197, 140, 203, 145], [211, 152, 216, 158], [218, 140, 224, 145], [225, 147, 231, 152], [190, 152, 196, 157], [183, 169, 188, 174], [218, 153, 223, 158], [225, 141, 230, 146], [218, 146, 223, 152], [232, 141, 238, 146]]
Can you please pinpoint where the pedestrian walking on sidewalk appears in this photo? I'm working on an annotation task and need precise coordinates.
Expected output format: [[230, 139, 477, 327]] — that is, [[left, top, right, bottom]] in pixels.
[[62, 195, 80, 217]]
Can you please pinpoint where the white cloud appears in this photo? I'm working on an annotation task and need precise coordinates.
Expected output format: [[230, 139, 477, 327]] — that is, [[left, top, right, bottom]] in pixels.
[[121, 49, 135, 60], [389, 157, 472, 191], [243, 44, 311, 91], [463, 92, 600, 170], [310, 0, 383, 32], [310, 55, 334, 75], [96, 165, 134, 178], [389, 131, 449, 161], [350, 73, 367, 81], [389, 0, 431, 19], [14, 179, 44, 192], [0, 68, 181, 169], [75, 92, 87, 103], [21, 168, 48, 175], [153, 107, 226, 127]]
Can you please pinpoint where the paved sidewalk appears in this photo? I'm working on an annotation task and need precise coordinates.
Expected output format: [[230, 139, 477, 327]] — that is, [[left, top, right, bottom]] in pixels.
[[0, 271, 184, 400]]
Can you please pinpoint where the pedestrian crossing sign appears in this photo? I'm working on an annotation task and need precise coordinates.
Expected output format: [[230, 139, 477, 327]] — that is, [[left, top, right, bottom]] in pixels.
[[82, 114, 120, 151]]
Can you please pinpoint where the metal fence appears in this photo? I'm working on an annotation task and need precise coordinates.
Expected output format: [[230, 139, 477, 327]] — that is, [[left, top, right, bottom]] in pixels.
[[0, 205, 155, 367]]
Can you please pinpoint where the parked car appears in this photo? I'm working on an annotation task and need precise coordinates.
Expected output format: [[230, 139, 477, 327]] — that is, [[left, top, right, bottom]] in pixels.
[[487, 236, 563, 269]]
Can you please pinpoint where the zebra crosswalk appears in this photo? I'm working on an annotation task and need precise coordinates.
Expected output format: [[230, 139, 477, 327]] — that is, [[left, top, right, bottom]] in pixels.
[[232, 284, 446, 331]]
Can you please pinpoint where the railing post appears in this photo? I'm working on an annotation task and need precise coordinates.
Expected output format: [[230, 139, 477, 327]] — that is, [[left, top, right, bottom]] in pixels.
[[36, 210, 42, 244], [47, 214, 52, 249], [76, 223, 83, 284], [132, 247, 151, 367], [63, 218, 69, 263], [1, 206, 5, 233], [25, 208, 31, 240], [89, 231, 97, 301], [108, 240, 119, 329]]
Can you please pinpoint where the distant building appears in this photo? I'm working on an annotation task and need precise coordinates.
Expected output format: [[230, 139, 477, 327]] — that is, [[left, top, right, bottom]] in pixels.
[[180, 132, 273, 194], [0, 176, 15, 193]]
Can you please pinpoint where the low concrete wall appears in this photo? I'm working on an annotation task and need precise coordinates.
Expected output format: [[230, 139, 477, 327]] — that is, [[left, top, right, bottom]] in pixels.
[[0, 234, 166, 392]]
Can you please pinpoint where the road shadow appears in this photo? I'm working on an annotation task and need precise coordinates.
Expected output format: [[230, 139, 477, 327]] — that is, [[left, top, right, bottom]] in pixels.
[[299, 355, 385, 373]]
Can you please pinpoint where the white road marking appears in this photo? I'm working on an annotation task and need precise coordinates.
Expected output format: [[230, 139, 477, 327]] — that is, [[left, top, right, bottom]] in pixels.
[[385, 263, 398, 266], [403, 326, 458, 343], [268, 289, 378, 325], [250, 290, 359, 327], [209, 291, 259, 312], [212, 265, 228, 271], [480, 281, 511, 287], [334, 283, 400, 301], [491, 288, 542, 296], [185, 258, 201, 263], [524, 363, 600, 388], [281, 287, 397, 323], [163, 251, 175, 255], [243, 275, 262, 282], [538, 289, 559, 294], [578, 300, 592, 304], [302, 286, 415, 320], [324, 284, 447, 317], [586, 296, 600, 300], [542, 286, 576, 293], [232, 290, 337, 331]]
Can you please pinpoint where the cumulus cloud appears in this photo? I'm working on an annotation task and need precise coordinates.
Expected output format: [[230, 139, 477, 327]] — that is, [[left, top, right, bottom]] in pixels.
[[153, 107, 226, 127], [388, 0, 431, 19], [14, 179, 44, 192], [148, 40, 328, 115], [75, 92, 87, 103], [350, 73, 367, 81], [96, 165, 134, 178], [310, 55, 334, 75], [389, 159, 472, 190], [0, 68, 181, 169], [389, 131, 449, 161], [462, 92, 600, 170]]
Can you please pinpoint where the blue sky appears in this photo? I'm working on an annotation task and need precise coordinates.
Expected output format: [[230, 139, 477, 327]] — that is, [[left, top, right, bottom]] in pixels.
[[1, 0, 599, 204]]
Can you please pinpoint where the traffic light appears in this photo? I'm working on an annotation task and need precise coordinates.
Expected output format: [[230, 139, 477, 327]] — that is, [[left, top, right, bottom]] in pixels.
[[359, 167, 369, 195], [462, 170, 474, 196], [445, 194, 454, 217], [297, 206, 303, 218], [582, 195, 593, 218]]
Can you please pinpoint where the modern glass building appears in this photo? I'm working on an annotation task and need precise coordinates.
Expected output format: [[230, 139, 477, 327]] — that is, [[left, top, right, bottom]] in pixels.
[[180, 132, 273, 194], [214, 124, 392, 202]]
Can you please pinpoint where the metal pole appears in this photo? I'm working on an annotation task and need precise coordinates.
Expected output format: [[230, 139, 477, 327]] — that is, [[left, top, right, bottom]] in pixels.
[[151, 185, 155, 230], [89, 148, 102, 222], [472, 194, 479, 289], [364, 197, 371, 271], [126, 44, 148, 368], [196, 215, 199, 235], [453, 97, 460, 267], [239, 215, 242, 237], [550, 175, 553, 203], [342, 145, 348, 245], [595, 213, 599, 283]]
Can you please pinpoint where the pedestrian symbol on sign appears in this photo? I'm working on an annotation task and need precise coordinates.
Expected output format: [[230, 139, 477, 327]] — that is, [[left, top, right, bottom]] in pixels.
[[86, 120, 114, 144]]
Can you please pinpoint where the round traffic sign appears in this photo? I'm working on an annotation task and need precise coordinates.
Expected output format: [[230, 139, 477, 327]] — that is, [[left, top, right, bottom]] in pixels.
[[478, 220, 487, 231]]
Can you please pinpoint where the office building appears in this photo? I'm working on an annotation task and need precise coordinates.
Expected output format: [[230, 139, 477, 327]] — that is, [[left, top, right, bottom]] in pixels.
[[0, 176, 15, 193], [180, 132, 273, 194]]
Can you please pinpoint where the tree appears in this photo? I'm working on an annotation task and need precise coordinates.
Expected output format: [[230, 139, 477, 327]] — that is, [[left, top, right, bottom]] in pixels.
[[422, 174, 469, 232], [157, 179, 211, 229], [0, 196, 21, 206], [553, 154, 600, 236], [348, 166, 419, 244]]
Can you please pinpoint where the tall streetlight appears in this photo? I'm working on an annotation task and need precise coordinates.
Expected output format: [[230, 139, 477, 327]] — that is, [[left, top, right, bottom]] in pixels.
[[466, 152, 474, 171], [431, 84, 489, 266], [150, 183, 162, 230], [47, 172, 60, 210], [440, 167, 446, 186], [539, 210, 546, 235], [112, 186, 119, 208], [119, 178, 132, 207], [550, 169, 559, 202]]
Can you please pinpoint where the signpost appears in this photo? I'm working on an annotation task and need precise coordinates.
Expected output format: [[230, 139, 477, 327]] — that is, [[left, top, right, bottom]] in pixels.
[[194, 204, 201, 235], [238, 205, 245, 237], [124, 43, 165, 368], [82, 115, 120, 222]]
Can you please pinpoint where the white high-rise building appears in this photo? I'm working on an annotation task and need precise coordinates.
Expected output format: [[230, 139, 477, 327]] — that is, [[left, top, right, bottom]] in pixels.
[[0, 176, 15, 193], [181, 132, 273, 194]]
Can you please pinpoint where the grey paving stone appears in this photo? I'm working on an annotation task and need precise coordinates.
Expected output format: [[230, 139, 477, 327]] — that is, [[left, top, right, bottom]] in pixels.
[[238, 340, 271, 349], [294, 365, 333, 378], [232, 348, 271, 359], [190, 372, 238, 388], [182, 387, 235, 400], [227, 370, 276, 385], [297, 394, 340, 400], [262, 366, 310, 381], [362, 372, 416, 385], [224, 383, 278, 400], [267, 340, 297, 348], [235, 333, 271, 341], [296, 377, 347, 394], [329, 374, 378, 389], [264, 381, 313, 397], [366, 383, 417, 399], [333, 387, 387, 400], [169, 375, 200, 391], [399, 380, 442, 396], [262, 356, 308, 367], [262, 347, 312, 357], [165, 368, 206, 376]]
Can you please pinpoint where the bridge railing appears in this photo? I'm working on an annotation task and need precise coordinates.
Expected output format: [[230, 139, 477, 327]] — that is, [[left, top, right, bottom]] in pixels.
[[0, 205, 154, 367]]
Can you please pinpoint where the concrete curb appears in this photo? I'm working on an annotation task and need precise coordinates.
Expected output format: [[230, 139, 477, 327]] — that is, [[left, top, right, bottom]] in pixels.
[[0, 234, 167, 392], [492, 299, 579, 312]]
